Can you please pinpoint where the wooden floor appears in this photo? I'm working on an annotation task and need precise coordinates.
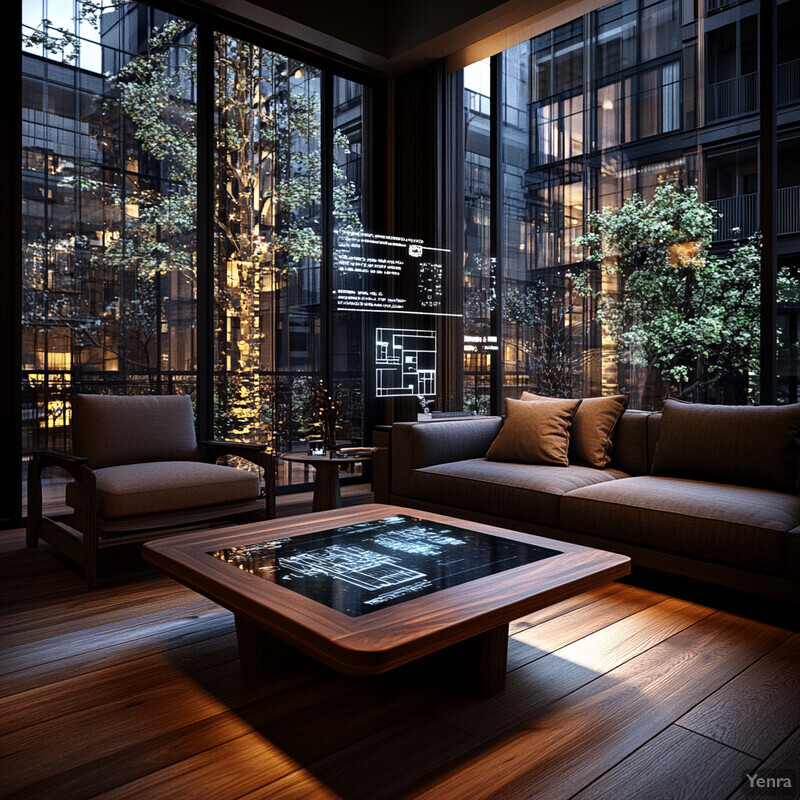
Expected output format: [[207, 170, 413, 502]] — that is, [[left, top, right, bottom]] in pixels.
[[2, 486, 799, 800]]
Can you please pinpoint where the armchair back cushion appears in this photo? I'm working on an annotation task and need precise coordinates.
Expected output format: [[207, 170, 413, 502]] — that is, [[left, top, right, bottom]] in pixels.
[[72, 394, 199, 469], [651, 399, 800, 493]]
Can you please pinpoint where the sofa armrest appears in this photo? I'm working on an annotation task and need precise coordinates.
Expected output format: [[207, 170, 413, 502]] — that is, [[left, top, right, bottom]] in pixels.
[[30, 449, 88, 481], [391, 416, 502, 497]]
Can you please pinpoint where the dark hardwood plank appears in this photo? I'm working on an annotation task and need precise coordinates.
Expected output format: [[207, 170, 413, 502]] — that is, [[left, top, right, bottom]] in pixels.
[[0, 577, 205, 646], [0, 624, 236, 735], [0, 605, 229, 699], [0, 507, 795, 800], [408, 612, 789, 800], [677, 633, 800, 759], [571, 724, 758, 800], [727, 728, 800, 800], [507, 580, 631, 634], [257, 709, 482, 800], [8, 670, 359, 800], [0, 599, 225, 678], [0, 655, 334, 797], [85, 730, 308, 800], [507, 583, 672, 671], [436, 596, 714, 738]]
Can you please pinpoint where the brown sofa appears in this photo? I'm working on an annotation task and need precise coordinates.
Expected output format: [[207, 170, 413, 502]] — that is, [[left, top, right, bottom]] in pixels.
[[377, 402, 800, 603]]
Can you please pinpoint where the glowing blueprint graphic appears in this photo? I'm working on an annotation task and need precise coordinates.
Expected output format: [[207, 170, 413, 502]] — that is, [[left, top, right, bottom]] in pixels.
[[375, 328, 436, 397], [209, 515, 561, 617]]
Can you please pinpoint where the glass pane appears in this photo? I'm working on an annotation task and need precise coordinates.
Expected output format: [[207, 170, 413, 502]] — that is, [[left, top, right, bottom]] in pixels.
[[330, 76, 367, 477], [213, 36, 322, 480], [777, 137, 800, 404], [502, 41, 591, 401], [21, 1, 197, 512], [483, 0, 774, 410], [463, 58, 493, 414]]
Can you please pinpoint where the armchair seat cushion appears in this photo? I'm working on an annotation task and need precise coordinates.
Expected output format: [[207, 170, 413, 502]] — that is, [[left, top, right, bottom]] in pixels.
[[561, 476, 800, 575], [66, 461, 261, 519], [409, 459, 628, 528]]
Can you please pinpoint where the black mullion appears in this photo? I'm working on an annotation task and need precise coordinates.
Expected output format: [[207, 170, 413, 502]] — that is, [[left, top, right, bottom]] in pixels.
[[2, 0, 22, 526], [490, 54, 504, 416], [196, 23, 215, 439], [759, 0, 777, 404], [321, 70, 334, 391]]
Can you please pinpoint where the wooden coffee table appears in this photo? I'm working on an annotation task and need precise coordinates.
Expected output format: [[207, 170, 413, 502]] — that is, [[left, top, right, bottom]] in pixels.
[[143, 504, 629, 696]]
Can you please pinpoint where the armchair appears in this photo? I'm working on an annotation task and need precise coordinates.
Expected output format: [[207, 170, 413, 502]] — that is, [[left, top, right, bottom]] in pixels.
[[26, 394, 276, 586]]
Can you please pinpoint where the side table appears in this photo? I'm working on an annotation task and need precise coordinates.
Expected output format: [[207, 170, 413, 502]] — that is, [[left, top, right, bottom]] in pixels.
[[279, 451, 376, 512]]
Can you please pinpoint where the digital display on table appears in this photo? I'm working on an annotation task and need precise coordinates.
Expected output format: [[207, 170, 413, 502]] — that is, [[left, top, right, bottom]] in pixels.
[[209, 515, 561, 617]]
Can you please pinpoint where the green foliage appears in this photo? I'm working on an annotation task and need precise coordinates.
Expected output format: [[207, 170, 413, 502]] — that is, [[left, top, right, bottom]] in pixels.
[[462, 388, 490, 414], [23, 3, 363, 445], [572, 181, 790, 401], [504, 281, 576, 398]]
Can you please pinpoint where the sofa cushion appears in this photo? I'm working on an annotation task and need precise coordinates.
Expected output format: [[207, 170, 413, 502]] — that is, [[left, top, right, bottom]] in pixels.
[[561, 476, 800, 575], [72, 394, 199, 469], [651, 399, 800, 493], [609, 409, 651, 476], [409, 458, 628, 528], [522, 392, 628, 468], [65, 461, 260, 519], [486, 397, 581, 466]]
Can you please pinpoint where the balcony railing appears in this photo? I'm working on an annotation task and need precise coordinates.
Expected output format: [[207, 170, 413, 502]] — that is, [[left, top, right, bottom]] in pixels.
[[706, 0, 739, 13], [706, 73, 759, 122], [778, 186, 800, 236], [709, 186, 800, 241], [779, 59, 800, 106]]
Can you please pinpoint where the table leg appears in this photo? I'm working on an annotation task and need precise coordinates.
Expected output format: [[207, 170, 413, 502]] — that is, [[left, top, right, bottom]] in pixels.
[[431, 623, 509, 696], [234, 613, 312, 678], [311, 462, 342, 512]]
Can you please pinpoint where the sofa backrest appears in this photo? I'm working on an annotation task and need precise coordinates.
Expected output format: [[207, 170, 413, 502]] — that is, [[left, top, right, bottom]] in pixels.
[[72, 394, 199, 469], [649, 399, 800, 493]]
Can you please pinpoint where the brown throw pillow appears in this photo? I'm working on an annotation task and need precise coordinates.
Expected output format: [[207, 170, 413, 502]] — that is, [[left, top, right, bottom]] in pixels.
[[521, 392, 628, 468], [486, 397, 582, 466], [651, 399, 800, 493]]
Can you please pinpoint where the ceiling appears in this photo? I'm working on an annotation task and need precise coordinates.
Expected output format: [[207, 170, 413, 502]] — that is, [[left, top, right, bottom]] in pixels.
[[204, 0, 569, 75]]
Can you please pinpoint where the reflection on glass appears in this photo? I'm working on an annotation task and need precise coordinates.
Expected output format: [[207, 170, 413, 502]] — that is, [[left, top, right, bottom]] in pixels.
[[212, 43, 366, 481], [21, 1, 197, 510]]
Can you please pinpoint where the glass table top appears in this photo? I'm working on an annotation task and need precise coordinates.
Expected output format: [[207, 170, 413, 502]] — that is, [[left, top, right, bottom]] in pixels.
[[209, 514, 561, 618]]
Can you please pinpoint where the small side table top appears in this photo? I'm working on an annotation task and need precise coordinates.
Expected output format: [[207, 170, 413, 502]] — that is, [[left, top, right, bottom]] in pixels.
[[280, 450, 378, 512], [280, 451, 373, 467]]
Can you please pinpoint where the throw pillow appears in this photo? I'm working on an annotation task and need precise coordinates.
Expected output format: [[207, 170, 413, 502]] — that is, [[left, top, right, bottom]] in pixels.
[[521, 392, 629, 468], [651, 399, 800, 493], [486, 397, 582, 466]]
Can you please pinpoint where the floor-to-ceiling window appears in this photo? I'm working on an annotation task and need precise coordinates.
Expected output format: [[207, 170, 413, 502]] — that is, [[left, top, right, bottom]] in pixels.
[[18, 0, 373, 516], [457, 0, 798, 410]]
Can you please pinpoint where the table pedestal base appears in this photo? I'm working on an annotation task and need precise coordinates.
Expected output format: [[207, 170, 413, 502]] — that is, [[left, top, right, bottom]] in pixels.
[[234, 613, 509, 696], [310, 462, 342, 512]]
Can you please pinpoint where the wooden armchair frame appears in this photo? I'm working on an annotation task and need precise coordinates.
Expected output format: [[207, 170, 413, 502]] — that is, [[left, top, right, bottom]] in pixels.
[[27, 442, 276, 587]]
